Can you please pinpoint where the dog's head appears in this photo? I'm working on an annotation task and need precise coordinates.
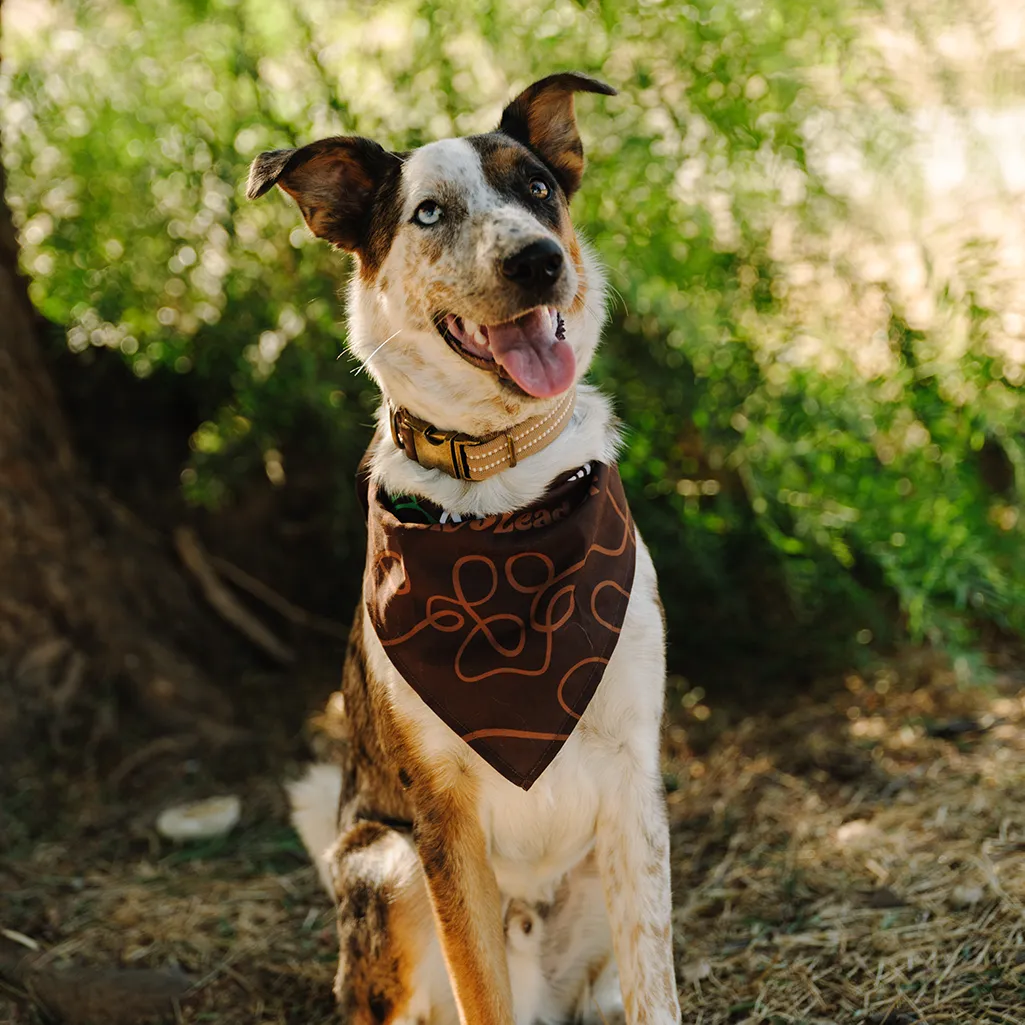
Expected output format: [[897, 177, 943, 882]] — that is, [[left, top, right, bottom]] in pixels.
[[248, 73, 615, 433]]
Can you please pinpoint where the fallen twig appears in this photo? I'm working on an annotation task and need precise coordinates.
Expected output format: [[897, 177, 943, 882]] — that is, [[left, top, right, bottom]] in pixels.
[[207, 552, 348, 640], [173, 527, 295, 664], [107, 733, 199, 790]]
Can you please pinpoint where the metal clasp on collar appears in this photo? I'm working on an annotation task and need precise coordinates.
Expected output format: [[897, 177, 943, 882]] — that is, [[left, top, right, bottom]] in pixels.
[[390, 408, 474, 481]]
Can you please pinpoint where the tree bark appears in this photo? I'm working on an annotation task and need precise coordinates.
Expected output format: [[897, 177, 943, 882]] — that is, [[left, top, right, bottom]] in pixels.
[[0, 148, 233, 765]]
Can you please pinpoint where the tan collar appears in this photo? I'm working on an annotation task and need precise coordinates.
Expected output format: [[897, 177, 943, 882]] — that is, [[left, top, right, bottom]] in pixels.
[[389, 388, 576, 482]]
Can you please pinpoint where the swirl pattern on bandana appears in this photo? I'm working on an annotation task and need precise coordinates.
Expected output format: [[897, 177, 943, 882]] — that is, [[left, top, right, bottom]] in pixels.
[[361, 462, 636, 789]]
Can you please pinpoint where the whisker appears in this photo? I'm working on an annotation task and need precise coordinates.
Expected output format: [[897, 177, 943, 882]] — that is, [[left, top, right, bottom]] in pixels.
[[350, 328, 403, 376], [605, 282, 628, 316], [567, 286, 603, 328]]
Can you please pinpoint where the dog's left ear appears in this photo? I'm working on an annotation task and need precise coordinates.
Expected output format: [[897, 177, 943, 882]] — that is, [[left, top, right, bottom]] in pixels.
[[498, 72, 616, 200]]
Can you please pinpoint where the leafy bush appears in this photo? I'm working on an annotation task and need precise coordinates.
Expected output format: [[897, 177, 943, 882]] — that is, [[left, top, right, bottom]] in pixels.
[[3, 0, 1024, 672]]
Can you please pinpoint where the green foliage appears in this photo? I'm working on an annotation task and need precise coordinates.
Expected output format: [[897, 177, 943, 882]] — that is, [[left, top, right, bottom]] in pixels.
[[3, 0, 1024, 669]]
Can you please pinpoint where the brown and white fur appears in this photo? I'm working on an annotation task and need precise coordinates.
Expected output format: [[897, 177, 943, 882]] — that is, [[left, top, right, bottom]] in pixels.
[[249, 73, 680, 1025]]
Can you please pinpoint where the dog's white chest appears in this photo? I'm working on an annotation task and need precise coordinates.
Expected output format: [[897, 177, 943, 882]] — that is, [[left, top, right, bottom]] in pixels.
[[480, 730, 603, 900]]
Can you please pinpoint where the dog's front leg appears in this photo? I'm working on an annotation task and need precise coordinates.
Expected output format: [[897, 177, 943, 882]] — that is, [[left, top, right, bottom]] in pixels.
[[412, 769, 514, 1025], [595, 770, 680, 1025]]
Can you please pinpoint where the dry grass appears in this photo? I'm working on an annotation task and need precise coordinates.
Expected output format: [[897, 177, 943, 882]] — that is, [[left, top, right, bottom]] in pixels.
[[665, 653, 1025, 1023], [3, 652, 1025, 1024]]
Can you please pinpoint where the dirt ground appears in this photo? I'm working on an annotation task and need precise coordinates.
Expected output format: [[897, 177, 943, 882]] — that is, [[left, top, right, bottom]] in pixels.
[[3, 648, 1025, 1025]]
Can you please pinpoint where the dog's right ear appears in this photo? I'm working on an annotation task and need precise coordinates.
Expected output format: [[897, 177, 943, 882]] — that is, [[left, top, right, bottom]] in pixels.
[[246, 137, 401, 252]]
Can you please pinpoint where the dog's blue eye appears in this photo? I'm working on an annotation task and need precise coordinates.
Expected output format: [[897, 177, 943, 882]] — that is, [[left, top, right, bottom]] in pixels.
[[413, 200, 442, 226], [529, 178, 550, 200]]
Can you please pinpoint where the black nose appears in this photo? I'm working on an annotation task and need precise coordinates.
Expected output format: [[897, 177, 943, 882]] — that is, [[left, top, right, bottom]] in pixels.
[[501, 239, 564, 288]]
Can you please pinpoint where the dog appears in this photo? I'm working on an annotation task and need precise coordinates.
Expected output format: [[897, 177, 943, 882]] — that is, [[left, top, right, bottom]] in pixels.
[[248, 72, 680, 1025]]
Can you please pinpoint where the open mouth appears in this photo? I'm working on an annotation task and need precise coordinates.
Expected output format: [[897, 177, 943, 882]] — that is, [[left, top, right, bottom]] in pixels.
[[438, 306, 576, 399]]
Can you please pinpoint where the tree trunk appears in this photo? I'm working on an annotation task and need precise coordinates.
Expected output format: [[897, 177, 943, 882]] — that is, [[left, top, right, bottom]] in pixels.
[[0, 156, 233, 766]]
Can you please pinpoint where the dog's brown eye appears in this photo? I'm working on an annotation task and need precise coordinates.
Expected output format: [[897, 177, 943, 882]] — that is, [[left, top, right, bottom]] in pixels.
[[529, 178, 550, 200], [413, 200, 442, 226]]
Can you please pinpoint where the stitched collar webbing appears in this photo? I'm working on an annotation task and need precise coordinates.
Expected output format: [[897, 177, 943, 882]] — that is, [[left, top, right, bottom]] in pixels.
[[388, 388, 576, 481]]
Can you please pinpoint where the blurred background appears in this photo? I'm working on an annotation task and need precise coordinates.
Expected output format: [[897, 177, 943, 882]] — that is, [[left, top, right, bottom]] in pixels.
[[7, 0, 1025, 688], [3, 1, 1025, 1021], [6, 0, 1025, 673]]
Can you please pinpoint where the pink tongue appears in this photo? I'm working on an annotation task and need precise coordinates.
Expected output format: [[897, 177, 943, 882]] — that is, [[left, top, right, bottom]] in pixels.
[[487, 308, 576, 398]]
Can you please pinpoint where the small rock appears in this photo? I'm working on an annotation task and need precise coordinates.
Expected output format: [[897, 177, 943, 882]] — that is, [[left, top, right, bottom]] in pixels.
[[681, 958, 712, 984], [156, 795, 241, 842], [836, 819, 880, 847], [949, 883, 985, 908]]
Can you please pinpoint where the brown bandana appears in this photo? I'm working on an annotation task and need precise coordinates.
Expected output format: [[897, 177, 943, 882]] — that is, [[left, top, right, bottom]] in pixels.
[[361, 460, 636, 789]]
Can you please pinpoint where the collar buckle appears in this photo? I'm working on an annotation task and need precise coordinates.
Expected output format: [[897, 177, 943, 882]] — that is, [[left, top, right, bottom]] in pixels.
[[391, 408, 473, 480]]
